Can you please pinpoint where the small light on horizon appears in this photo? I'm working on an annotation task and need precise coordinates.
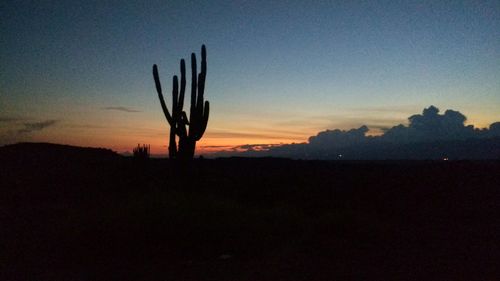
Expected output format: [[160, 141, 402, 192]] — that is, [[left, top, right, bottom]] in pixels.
[[443, 157, 449, 161]]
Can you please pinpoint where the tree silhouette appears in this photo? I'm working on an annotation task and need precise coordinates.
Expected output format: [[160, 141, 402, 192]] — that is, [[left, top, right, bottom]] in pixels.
[[153, 45, 210, 161]]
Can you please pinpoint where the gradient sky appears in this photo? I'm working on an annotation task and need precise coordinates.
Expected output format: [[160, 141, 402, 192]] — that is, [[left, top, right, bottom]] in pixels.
[[1, 0, 499, 155]]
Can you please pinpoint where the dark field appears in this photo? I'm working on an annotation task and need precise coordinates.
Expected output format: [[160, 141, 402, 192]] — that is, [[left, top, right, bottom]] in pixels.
[[1, 144, 499, 280]]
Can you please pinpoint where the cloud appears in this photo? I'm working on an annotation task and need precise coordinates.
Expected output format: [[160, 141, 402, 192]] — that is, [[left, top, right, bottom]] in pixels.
[[381, 106, 477, 142], [102, 106, 141, 113], [233, 143, 283, 151], [17, 120, 58, 134], [0, 116, 23, 122], [200, 145, 234, 148], [489, 122, 500, 136], [308, 126, 370, 148], [207, 143, 287, 158], [206, 131, 294, 140], [303, 105, 500, 147], [211, 106, 500, 160]]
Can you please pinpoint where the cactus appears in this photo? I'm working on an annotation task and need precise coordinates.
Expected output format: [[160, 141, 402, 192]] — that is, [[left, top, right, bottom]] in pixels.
[[133, 144, 150, 159], [153, 45, 210, 160]]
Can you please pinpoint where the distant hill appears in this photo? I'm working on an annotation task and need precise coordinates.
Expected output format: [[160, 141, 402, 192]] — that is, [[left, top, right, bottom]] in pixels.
[[0, 142, 120, 165]]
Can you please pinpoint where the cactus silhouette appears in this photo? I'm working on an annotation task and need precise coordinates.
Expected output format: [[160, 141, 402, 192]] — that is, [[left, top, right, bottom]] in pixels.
[[133, 144, 150, 159], [153, 45, 210, 160]]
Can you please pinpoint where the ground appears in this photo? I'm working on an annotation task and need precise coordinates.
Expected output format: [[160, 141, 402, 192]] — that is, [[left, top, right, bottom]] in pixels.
[[1, 144, 499, 280]]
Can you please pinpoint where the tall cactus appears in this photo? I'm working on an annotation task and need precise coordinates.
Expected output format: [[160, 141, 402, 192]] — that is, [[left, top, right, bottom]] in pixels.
[[153, 45, 209, 160]]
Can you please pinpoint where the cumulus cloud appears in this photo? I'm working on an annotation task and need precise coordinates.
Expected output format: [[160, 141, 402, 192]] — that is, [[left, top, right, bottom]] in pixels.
[[488, 122, 500, 137], [382, 106, 476, 142], [103, 106, 141, 113], [308, 126, 370, 148], [17, 120, 58, 134], [300, 106, 500, 147], [212, 106, 500, 160]]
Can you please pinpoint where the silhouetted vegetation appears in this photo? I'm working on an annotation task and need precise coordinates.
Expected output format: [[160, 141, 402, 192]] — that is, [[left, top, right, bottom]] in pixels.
[[153, 45, 210, 161], [132, 143, 150, 159], [1, 143, 499, 280]]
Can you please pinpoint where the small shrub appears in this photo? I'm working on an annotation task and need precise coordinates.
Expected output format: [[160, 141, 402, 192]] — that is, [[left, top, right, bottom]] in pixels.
[[133, 144, 150, 160]]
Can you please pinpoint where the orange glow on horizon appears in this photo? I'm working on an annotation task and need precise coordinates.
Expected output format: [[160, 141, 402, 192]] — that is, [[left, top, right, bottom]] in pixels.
[[3, 107, 498, 157]]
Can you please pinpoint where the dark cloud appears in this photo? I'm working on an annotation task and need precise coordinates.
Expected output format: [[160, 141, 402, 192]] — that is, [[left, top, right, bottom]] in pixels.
[[233, 144, 282, 151], [208, 143, 292, 158], [309, 126, 370, 148], [382, 106, 476, 142], [212, 106, 500, 160], [18, 120, 58, 134], [200, 145, 232, 148], [0, 116, 22, 122], [103, 106, 141, 113], [487, 122, 500, 137], [305, 106, 500, 147]]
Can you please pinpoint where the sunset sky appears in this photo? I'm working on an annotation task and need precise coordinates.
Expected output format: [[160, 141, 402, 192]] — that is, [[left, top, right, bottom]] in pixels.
[[1, 1, 499, 155]]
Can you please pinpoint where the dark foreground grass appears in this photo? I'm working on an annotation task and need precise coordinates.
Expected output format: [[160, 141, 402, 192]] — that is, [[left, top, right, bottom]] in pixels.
[[1, 150, 499, 280]]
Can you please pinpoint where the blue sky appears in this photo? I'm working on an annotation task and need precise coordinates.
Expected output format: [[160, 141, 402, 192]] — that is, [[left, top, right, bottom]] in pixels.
[[1, 0, 499, 154]]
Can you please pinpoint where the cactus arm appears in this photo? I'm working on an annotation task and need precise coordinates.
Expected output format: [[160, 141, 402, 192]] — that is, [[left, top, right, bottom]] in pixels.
[[203, 100, 209, 127], [197, 72, 205, 116], [153, 65, 173, 125], [195, 101, 209, 141], [169, 125, 177, 158], [170, 76, 179, 158], [174, 62, 189, 139], [181, 111, 190, 125], [192, 45, 208, 140], [201, 45, 207, 74], [197, 45, 206, 112], [179, 59, 186, 112], [172, 75, 179, 118], [189, 52, 197, 129], [176, 112, 188, 138]]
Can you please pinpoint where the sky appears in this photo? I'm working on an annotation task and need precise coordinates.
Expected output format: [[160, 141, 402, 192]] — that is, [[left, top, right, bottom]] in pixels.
[[1, 0, 499, 156]]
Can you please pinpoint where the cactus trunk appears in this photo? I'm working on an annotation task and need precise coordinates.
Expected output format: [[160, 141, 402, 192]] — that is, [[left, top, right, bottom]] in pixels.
[[178, 138, 196, 160]]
